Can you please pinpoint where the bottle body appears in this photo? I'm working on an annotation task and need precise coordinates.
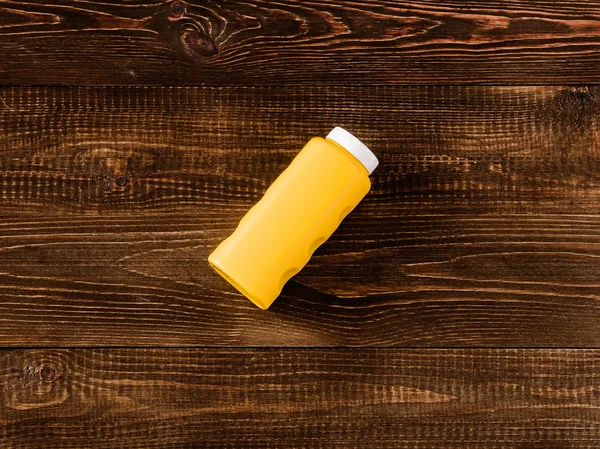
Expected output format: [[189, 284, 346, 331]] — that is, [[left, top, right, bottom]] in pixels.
[[208, 132, 375, 309]]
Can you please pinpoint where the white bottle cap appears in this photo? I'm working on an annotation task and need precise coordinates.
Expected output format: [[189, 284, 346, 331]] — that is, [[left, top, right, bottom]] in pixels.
[[326, 127, 379, 175]]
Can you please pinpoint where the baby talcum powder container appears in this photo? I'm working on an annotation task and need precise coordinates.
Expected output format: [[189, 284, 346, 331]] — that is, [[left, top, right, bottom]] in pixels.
[[208, 127, 379, 309]]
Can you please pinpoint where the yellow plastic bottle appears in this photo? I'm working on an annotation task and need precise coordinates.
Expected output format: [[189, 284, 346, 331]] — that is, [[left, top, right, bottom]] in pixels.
[[208, 127, 379, 309]]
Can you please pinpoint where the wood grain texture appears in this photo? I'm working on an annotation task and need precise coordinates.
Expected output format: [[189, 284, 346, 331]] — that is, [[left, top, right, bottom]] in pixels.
[[2, 85, 600, 347], [1, 348, 599, 448], [3, 0, 600, 85], [3, 85, 600, 214]]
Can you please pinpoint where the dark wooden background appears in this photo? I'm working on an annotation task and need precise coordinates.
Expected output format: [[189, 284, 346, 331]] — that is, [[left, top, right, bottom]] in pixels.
[[1, 0, 600, 447]]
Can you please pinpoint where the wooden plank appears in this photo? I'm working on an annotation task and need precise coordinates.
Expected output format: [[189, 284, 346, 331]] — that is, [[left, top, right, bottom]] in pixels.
[[3, 0, 600, 85], [2, 85, 600, 215], [0, 348, 598, 448], [1, 85, 600, 347]]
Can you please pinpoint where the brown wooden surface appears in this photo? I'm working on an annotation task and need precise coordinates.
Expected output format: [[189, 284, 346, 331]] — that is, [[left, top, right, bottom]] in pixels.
[[3, 0, 600, 445], [1, 348, 599, 448], [3, 0, 600, 85], [0, 86, 600, 346]]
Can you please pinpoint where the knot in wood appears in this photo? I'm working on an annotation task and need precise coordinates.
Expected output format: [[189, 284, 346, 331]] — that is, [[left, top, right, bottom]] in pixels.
[[185, 30, 218, 57], [116, 176, 129, 187], [40, 365, 57, 382], [170, 1, 186, 18]]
